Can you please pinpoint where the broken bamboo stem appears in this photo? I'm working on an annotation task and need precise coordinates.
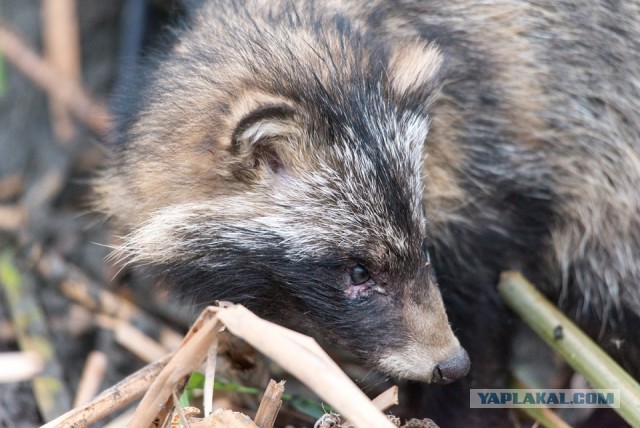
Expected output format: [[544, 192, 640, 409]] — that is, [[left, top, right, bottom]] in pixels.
[[254, 379, 285, 428]]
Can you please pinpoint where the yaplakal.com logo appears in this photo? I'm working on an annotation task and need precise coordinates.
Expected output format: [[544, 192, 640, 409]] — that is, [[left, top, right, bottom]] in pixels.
[[470, 389, 620, 408]]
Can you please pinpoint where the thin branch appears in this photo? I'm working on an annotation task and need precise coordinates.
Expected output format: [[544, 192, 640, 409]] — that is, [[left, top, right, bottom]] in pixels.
[[0, 352, 43, 383], [73, 351, 109, 407], [42, 0, 81, 144], [0, 19, 110, 135], [129, 307, 224, 426], [41, 353, 172, 428]]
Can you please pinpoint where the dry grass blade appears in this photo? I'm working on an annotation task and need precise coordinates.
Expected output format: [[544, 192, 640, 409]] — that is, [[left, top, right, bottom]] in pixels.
[[172, 390, 191, 428]]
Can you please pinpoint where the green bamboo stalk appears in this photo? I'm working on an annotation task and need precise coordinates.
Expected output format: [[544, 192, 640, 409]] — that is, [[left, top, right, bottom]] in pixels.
[[0, 250, 72, 421], [498, 271, 640, 427]]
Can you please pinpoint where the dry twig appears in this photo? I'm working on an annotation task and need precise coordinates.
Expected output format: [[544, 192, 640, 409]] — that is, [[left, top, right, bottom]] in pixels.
[[0, 204, 25, 231], [41, 353, 172, 428], [73, 351, 108, 407], [130, 307, 224, 426], [0, 352, 44, 383], [22, 169, 65, 211], [36, 251, 184, 350], [42, 0, 81, 144], [95, 314, 169, 363], [339, 386, 399, 428], [43, 304, 397, 428], [371, 385, 399, 412], [0, 19, 110, 135], [254, 379, 285, 428]]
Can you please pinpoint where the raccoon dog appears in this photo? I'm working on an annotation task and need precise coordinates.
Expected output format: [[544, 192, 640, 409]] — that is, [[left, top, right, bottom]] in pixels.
[[96, 1, 640, 426]]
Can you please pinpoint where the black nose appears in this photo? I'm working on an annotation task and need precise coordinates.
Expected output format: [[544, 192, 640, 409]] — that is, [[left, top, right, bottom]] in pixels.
[[432, 348, 470, 384]]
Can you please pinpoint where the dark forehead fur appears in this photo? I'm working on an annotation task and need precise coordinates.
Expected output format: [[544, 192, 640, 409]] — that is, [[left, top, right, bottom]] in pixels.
[[109, 0, 438, 275], [111, 0, 438, 145]]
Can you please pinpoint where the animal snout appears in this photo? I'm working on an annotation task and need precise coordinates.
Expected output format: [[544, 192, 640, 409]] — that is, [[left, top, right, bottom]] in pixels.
[[432, 347, 470, 384]]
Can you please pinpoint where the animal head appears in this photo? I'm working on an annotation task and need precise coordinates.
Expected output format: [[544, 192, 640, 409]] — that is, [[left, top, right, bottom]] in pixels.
[[96, 4, 469, 383]]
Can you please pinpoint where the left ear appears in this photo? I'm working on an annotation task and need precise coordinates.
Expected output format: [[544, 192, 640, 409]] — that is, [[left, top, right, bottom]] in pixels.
[[388, 41, 447, 106], [232, 103, 298, 149], [228, 95, 301, 181]]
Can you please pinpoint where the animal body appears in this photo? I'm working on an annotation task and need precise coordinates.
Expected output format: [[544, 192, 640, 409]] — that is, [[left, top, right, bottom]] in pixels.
[[96, 1, 640, 426]]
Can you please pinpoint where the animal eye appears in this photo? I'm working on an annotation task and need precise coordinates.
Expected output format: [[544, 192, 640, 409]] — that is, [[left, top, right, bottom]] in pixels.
[[350, 265, 370, 285]]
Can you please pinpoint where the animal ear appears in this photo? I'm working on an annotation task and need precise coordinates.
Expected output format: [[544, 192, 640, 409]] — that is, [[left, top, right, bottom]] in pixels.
[[388, 41, 447, 105], [229, 101, 299, 178]]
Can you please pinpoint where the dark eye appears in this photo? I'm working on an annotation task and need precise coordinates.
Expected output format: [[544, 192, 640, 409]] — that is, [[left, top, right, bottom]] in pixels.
[[350, 265, 370, 285]]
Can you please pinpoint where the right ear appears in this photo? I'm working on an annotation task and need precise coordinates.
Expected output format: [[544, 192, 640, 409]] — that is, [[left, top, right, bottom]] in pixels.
[[228, 96, 300, 181], [387, 41, 447, 108]]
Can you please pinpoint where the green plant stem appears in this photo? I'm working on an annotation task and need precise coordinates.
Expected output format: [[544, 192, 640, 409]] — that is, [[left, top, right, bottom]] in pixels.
[[0, 250, 72, 421], [499, 271, 640, 427]]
